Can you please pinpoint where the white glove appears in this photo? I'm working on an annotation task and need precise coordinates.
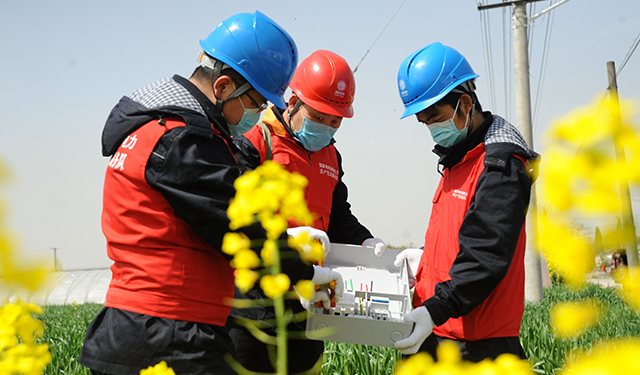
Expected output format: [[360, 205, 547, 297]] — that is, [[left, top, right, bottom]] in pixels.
[[394, 248, 423, 288], [287, 226, 331, 254], [311, 265, 344, 301], [362, 237, 387, 257], [394, 306, 434, 355], [296, 285, 331, 310]]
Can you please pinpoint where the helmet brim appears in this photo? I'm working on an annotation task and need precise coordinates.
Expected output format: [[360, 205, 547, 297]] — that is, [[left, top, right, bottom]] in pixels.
[[399, 73, 479, 119]]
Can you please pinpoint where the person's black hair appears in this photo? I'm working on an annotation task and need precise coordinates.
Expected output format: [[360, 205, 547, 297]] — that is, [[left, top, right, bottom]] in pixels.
[[436, 80, 483, 115], [190, 65, 248, 86]]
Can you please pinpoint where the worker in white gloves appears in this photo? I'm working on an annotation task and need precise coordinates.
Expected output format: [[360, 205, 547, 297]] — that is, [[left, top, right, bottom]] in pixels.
[[393, 247, 423, 288], [229, 50, 389, 374], [393, 247, 435, 355], [393, 43, 536, 361], [362, 237, 388, 257], [296, 265, 345, 310], [287, 226, 332, 254], [394, 306, 435, 355]]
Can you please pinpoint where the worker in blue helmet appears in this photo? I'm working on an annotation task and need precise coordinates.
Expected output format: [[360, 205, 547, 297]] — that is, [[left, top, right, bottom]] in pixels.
[[393, 42, 539, 362], [78, 11, 342, 375], [196, 10, 297, 135]]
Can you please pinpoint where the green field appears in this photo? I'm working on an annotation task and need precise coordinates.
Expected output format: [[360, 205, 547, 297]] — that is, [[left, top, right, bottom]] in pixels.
[[38, 284, 640, 375]]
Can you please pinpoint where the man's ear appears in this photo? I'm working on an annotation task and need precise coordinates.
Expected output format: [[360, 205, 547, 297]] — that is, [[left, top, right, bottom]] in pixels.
[[213, 75, 234, 100], [459, 93, 473, 116], [287, 94, 299, 110]]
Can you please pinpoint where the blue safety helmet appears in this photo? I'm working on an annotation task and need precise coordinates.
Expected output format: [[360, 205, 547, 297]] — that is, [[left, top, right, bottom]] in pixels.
[[397, 42, 479, 119], [199, 11, 298, 109]]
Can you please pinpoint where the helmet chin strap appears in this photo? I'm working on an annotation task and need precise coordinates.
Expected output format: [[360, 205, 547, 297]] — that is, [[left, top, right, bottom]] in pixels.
[[452, 82, 477, 138], [199, 51, 252, 112], [213, 81, 251, 112], [465, 97, 476, 138], [286, 100, 304, 130]]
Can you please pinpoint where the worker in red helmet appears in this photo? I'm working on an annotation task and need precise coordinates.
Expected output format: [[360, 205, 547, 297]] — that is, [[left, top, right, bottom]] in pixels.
[[228, 49, 388, 373]]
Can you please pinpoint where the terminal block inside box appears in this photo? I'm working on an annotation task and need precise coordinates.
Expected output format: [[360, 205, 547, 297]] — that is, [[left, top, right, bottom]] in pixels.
[[305, 244, 414, 347]]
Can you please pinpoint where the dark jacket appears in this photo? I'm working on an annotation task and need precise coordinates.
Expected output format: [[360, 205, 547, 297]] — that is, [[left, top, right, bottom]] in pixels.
[[414, 112, 538, 341], [101, 75, 314, 321]]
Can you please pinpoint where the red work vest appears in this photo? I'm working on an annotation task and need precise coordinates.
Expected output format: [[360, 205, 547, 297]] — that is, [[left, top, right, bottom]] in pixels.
[[243, 108, 340, 231], [413, 144, 526, 341], [102, 118, 235, 325]]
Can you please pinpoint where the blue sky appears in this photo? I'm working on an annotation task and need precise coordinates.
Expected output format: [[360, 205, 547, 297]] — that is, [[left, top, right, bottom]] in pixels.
[[1, 0, 639, 270]]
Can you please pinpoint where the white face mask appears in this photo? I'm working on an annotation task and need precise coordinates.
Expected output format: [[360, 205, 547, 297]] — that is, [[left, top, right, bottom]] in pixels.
[[426, 98, 469, 147]]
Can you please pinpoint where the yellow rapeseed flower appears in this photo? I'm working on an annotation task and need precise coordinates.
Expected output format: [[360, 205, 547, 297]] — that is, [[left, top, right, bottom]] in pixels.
[[600, 225, 636, 251], [231, 249, 260, 270], [258, 212, 288, 240], [234, 170, 260, 192], [228, 161, 313, 240], [0, 232, 49, 292], [539, 96, 640, 217], [227, 195, 257, 230], [235, 269, 259, 294], [282, 189, 314, 226], [260, 274, 290, 299], [548, 99, 613, 148], [550, 299, 602, 339], [536, 213, 594, 287], [260, 239, 277, 267], [287, 231, 324, 264], [1, 343, 52, 375], [394, 340, 533, 375], [615, 268, 640, 312], [437, 340, 461, 364], [0, 300, 51, 374], [260, 160, 286, 179], [395, 352, 433, 375], [559, 338, 640, 374], [221, 232, 250, 256], [294, 280, 316, 301], [139, 361, 176, 375], [492, 353, 535, 374], [538, 149, 575, 211]]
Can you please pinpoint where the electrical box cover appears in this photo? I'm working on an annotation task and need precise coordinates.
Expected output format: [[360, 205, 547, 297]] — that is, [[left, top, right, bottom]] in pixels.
[[305, 244, 414, 347]]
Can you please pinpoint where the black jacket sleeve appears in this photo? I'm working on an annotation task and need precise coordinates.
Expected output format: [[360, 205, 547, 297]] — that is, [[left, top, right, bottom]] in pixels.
[[232, 133, 262, 173], [423, 154, 532, 326], [326, 150, 374, 245], [146, 127, 314, 283]]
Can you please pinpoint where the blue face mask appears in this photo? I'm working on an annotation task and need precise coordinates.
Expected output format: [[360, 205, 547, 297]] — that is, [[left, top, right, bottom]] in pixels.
[[227, 83, 263, 136], [294, 117, 338, 152], [229, 110, 260, 136], [426, 99, 469, 148]]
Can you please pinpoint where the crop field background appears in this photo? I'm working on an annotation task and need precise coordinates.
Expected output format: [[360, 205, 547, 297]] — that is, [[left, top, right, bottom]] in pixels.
[[38, 284, 640, 375]]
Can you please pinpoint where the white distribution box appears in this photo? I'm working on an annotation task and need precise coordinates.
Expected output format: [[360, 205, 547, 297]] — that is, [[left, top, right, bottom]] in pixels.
[[305, 244, 414, 347]]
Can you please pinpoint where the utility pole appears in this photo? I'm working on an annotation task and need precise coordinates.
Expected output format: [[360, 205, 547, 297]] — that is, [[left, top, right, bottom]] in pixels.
[[513, 2, 544, 303], [607, 61, 638, 268], [52, 247, 58, 272], [478, 0, 551, 302]]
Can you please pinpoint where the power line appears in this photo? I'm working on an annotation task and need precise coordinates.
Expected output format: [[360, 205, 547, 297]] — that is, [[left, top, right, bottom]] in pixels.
[[532, 1, 555, 127], [352, 0, 407, 74], [617, 30, 640, 76], [479, 1, 497, 110], [527, 1, 537, 58], [502, 6, 512, 119]]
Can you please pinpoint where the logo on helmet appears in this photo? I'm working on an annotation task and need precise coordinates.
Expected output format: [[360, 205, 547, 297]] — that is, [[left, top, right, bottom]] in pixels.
[[334, 80, 347, 98], [399, 79, 408, 98]]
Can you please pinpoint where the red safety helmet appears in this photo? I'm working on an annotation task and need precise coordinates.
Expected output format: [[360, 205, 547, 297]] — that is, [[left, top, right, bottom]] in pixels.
[[289, 50, 355, 118]]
